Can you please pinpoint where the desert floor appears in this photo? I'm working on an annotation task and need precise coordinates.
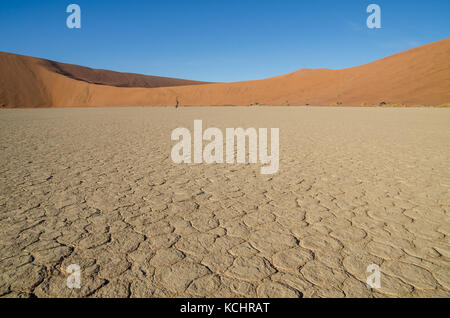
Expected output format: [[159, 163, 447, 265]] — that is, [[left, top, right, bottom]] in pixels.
[[0, 106, 449, 298]]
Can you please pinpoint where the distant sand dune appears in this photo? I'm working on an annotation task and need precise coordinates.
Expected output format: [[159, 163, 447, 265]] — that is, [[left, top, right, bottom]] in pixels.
[[1, 38, 449, 108], [39, 59, 211, 88]]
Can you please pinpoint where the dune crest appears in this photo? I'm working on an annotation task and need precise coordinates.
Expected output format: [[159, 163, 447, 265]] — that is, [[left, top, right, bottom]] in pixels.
[[1, 38, 449, 108]]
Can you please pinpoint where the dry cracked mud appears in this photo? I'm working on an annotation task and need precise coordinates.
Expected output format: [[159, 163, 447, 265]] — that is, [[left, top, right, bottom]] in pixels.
[[0, 106, 449, 298]]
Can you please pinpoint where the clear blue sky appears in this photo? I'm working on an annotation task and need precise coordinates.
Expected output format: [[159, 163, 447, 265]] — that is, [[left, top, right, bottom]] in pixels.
[[1, 0, 449, 82]]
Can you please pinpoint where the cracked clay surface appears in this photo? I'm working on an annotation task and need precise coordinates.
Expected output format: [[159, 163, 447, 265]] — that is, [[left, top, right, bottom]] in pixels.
[[0, 107, 449, 298]]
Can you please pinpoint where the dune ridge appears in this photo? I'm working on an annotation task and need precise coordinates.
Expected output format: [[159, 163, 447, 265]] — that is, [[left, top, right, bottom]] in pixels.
[[39, 58, 211, 88], [1, 38, 449, 108]]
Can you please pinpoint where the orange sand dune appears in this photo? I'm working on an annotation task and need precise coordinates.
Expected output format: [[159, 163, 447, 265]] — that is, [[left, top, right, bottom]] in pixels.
[[1, 38, 449, 108], [39, 58, 210, 88]]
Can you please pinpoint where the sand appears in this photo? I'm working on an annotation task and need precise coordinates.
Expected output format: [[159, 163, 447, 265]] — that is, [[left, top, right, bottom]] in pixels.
[[0, 106, 449, 298], [1, 38, 450, 108], [39, 58, 211, 88]]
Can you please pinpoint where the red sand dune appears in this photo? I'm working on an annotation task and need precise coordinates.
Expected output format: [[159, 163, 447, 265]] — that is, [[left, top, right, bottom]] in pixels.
[[39, 59, 210, 88], [1, 38, 449, 108]]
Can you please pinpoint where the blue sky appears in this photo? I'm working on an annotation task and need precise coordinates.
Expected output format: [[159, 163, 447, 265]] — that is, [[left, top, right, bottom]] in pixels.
[[0, 0, 449, 82]]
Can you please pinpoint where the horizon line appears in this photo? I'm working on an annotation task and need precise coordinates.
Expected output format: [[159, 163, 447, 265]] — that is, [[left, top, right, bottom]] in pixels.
[[1, 37, 448, 83]]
